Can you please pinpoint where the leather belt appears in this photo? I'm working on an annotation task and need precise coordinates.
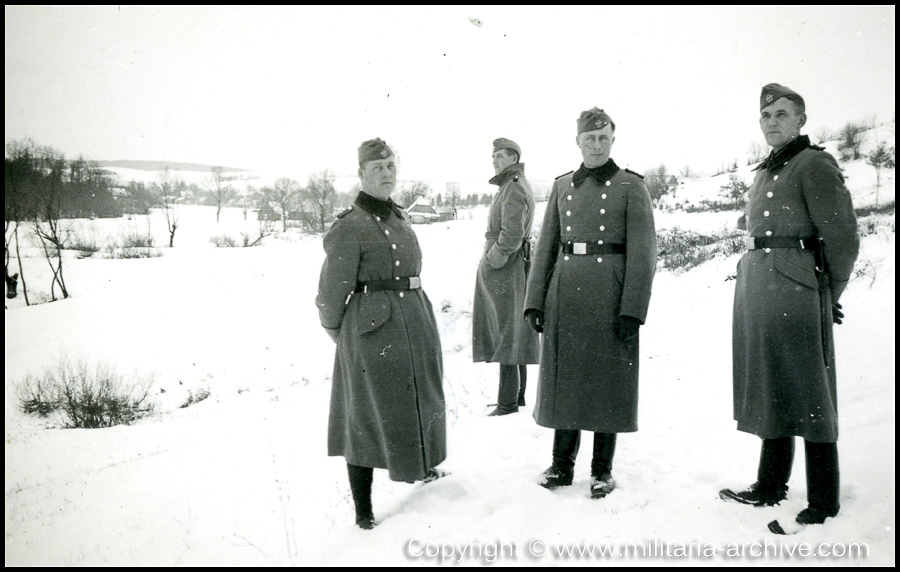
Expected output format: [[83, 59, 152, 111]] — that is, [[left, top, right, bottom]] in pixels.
[[355, 277, 421, 294], [743, 236, 821, 250], [562, 242, 626, 255]]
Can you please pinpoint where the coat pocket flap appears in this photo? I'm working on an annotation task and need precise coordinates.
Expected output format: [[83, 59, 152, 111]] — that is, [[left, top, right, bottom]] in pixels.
[[771, 251, 819, 290], [354, 291, 392, 333]]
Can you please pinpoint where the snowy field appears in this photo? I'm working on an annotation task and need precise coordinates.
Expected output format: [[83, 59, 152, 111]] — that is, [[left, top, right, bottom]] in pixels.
[[5, 162, 896, 566]]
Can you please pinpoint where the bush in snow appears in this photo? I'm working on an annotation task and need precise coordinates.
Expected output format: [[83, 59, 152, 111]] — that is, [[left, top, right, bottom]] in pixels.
[[209, 233, 239, 248], [103, 230, 160, 259], [180, 387, 211, 408], [14, 357, 155, 428], [657, 227, 745, 272]]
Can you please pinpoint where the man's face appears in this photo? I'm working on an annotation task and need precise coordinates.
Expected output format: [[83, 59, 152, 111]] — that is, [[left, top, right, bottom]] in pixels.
[[577, 125, 615, 168], [759, 98, 805, 151], [492, 149, 516, 175], [359, 158, 397, 200]]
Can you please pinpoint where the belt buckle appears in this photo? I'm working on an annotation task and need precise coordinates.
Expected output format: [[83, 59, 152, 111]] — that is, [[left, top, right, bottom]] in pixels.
[[743, 236, 756, 250], [573, 242, 587, 255], [408, 276, 421, 289]]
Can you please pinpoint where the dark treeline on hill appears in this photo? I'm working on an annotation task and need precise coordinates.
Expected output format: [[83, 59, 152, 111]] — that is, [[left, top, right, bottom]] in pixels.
[[6, 139, 129, 221]]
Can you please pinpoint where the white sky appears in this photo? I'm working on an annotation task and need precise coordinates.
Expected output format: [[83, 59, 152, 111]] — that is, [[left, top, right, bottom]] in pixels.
[[5, 5, 895, 184]]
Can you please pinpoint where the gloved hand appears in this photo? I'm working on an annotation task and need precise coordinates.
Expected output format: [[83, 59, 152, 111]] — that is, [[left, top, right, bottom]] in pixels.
[[525, 309, 544, 334], [832, 302, 844, 325], [325, 326, 340, 343], [616, 316, 642, 341]]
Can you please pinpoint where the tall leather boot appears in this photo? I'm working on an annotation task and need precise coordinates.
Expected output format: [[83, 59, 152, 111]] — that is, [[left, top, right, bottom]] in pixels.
[[804, 440, 840, 519], [488, 364, 520, 416], [720, 436, 793, 506], [590, 433, 617, 499], [539, 429, 579, 489], [517, 365, 527, 407], [768, 440, 839, 535], [347, 463, 375, 529]]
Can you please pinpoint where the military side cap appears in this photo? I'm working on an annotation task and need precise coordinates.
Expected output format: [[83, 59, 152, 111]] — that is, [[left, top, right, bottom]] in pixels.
[[493, 137, 521, 157], [358, 138, 394, 165], [577, 107, 615, 134], [760, 83, 804, 111]]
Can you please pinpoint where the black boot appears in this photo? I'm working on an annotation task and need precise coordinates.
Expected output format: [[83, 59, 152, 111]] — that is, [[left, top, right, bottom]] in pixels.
[[720, 437, 793, 506], [517, 365, 527, 407], [347, 463, 375, 530], [770, 440, 840, 532], [488, 364, 520, 416], [539, 429, 579, 489], [590, 433, 617, 499]]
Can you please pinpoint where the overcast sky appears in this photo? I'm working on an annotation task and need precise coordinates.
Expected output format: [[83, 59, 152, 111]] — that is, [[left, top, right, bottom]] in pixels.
[[5, 5, 895, 185]]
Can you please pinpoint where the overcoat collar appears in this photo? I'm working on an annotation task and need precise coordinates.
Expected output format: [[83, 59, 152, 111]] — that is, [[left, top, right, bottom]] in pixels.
[[754, 134, 813, 171], [488, 162, 526, 186], [355, 191, 404, 219], [573, 158, 620, 187]]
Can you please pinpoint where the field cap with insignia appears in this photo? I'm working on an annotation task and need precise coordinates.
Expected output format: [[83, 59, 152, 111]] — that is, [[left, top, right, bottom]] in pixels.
[[577, 107, 615, 134], [358, 138, 394, 165], [493, 138, 521, 158], [760, 83, 805, 112]]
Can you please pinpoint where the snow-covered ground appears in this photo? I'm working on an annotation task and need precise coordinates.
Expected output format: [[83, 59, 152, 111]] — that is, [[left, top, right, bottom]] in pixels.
[[5, 149, 895, 566]]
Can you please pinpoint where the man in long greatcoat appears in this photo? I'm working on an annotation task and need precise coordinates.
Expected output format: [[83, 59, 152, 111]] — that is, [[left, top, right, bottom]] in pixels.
[[316, 138, 447, 529], [524, 108, 657, 499], [719, 84, 859, 535], [473, 137, 541, 416]]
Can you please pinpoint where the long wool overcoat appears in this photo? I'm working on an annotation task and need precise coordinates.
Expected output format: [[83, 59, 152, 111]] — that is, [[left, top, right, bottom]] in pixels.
[[733, 136, 859, 443], [524, 159, 657, 433], [316, 191, 446, 482], [472, 163, 541, 365]]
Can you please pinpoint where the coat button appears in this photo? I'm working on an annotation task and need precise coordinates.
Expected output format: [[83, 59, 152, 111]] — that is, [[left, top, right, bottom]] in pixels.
[[385, 229, 390, 235], [598, 240, 604, 244], [767, 192, 773, 198], [600, 209, 606, 214], [395, 260, 400, 266], [766, 230, 773, 236], [570, 182, 574, 187], [605, 181, 611, 186], [601, 194, 607, 199], [764, 211, 770, 217], [399, 292, 404, 298], [392, 244, 397, 249], [600, 225, 605, 231], [566, 210, 571, 216], [376, 216, 381, 221], [597, 257, 603, 263], [774, 175, 779, 181], [764, 248, 771, 253], [564, 255, 570, 261], [567, 195, 572, 200], [566, 226, 571, 231]]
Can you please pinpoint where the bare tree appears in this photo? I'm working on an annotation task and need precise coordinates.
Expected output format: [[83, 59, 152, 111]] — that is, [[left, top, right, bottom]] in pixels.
[[153, 168, 185, 248], [644, 164, 672, 205], [444, 183, 462, 208], [206, 166, 236, 223], [264, 178, 302, 232], [303, 170, 338, 233], [395, 181, 431, 208], [678, 165, 696, 179], [31, 147, 71, 300], [866, 142, 895, 208], [747, 141, 767, 165], [814, 126, 834, 145], [837, 121, 868, 161]]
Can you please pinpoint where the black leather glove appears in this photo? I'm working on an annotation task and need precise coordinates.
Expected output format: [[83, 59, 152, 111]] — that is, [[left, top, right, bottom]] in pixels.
[[525, 309, 544, 334], [832, 302, 844, 325], [616, 316, 642, 341]]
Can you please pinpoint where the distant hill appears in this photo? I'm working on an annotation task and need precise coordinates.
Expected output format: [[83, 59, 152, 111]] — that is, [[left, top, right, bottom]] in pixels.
[[96, 160, 250, 173]]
